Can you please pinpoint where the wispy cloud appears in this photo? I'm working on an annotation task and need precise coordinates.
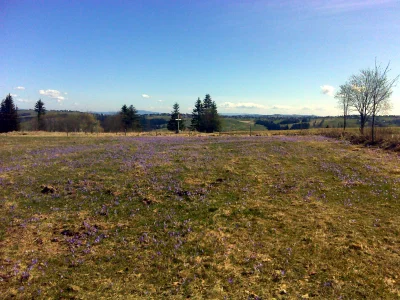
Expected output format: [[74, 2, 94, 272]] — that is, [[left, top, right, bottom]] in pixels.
[[142, 94, 150, 99], [218, 101, 334, 115], [16, 98, 31, 103], [320, 85, 335, 96], [14, 86, 25, 90], [220, 102, 267, 109], [309, 0, 396, 13], [39, 89, 66, 102], [157, 100, 163, 102], [271, 105, 294, 111]]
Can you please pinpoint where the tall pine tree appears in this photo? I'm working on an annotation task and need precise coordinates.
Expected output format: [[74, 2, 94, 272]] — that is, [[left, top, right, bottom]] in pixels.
[[128, 105, 141, 131], [120, 104, 129, 131], [167, 103, 185, 132], [190, 98, 203, 131], [34, 99, 46, 130], [0, 94, 19, 133], [120, 104, 141, 132], [210, 101, 221, 132]]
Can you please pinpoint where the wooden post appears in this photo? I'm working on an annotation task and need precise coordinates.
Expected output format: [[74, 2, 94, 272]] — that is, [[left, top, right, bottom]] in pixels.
[[175, 114, 182, 134]]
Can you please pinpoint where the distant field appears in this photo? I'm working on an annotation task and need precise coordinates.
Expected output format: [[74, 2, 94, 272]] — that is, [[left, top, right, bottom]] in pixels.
[[221, 118, 267, 132], [1, 135, 400, 298]]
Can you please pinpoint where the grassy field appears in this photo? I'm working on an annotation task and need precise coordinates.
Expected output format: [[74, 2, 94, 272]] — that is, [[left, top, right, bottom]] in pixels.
[[1, 134, 400, 298]]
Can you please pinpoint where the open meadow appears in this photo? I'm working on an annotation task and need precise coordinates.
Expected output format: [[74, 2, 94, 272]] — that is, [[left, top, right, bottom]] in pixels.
[[1, 134, 400, 299]]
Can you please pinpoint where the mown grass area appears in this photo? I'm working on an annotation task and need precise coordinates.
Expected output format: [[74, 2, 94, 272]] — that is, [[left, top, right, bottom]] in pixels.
[[220, 118, 267, 132], [1, 134, 400, 298]]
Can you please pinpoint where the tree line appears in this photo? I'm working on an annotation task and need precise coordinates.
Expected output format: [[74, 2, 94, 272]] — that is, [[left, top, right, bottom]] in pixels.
[[0, 94, 221, 134], [255, 119, 310, 130]]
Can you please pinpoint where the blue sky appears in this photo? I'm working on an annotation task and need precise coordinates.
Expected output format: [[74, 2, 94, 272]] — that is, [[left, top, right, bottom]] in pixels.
[[1, 0, 400, 115]]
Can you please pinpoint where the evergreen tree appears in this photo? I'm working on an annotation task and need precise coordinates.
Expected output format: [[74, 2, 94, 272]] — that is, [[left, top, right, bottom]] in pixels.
[[34, 99, 46, 130], [0, 94, 19, 133], [190, 98, 203, 131], [209, 100, 221, 132], [128, 105, 141, 131], [200, 94, 213, 132], [203, 94, 213, 109], [167, 102, 185, 132], [120, 104, 141, 132], [190, 94, 221, 133], [201, 94, 219, 133], [120, 104, 130, 131]]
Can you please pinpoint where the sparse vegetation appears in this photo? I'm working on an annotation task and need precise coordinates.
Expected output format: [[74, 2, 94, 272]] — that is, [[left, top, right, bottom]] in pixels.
[[1, 134, 400, 298]]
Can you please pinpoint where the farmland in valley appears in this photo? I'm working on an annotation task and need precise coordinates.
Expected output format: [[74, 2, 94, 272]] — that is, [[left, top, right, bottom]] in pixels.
[[1, 134, 400, 298]]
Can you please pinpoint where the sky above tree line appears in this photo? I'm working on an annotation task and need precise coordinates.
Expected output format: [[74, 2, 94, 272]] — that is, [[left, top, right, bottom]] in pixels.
[[1, 0, 400, 115]]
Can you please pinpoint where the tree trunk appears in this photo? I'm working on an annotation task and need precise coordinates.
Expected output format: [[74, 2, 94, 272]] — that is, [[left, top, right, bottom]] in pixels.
[[360, 115, 365, 135], [371, 113, 376, 143]]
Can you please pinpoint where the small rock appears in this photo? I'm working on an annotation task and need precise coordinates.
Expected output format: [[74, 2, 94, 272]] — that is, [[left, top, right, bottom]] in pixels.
[[41, 185, 56, 194]]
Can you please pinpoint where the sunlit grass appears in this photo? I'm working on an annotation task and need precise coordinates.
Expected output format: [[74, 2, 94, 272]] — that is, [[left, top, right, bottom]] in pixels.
[[0, 134, 399, 298]]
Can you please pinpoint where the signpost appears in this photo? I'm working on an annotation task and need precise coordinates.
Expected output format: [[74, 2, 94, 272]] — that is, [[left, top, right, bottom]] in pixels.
[[175, 114, 182, 134]]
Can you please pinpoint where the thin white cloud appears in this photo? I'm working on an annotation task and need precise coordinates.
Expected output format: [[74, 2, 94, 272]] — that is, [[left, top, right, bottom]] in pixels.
[[39, 89, 66, 102], [142, 94, 150, 99], [16, 98, 31, 103], [310, 0, 396, 12], [220, 102, 267, 109], [271, 105, 293, 111], [218, 101, 334, 115], [11, 94, 17, 97], [320, 85, 335, 97], [14, 86, 25, 90], [157, 100, 163, 102]]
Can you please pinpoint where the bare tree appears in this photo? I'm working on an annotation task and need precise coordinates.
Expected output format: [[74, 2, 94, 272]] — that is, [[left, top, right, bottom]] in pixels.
[[343, 61, 398, 141], [369, 61, 398, 142], [349, 69, 374, 135], [335, 83, 353, 132]]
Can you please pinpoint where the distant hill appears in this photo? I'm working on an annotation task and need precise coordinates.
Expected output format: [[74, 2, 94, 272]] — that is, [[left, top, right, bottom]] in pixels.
[[95, 110, 158, 115]]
